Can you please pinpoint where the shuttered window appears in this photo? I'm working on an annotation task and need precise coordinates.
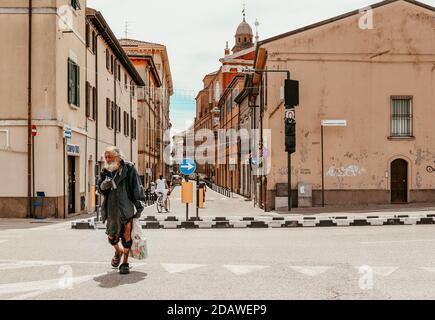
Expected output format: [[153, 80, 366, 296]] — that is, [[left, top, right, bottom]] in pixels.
[[391, 96, 413, 137], [71, 0, 80, 10], [106, 99, 111, 128], [92, 87, 97, 120], [85, 82, 90, 117], [124, 111, 130, 136], [111, 102, 116, 129], [117, 106, 121, 132], [68, 59, 80, 107]]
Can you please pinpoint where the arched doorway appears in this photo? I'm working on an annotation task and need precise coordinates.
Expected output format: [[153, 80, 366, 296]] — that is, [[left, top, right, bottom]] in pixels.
[[391, 159, 408, 204]]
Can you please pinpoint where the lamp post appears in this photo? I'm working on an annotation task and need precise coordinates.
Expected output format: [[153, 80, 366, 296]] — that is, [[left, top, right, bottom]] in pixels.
[[320, 120, 347, 207]]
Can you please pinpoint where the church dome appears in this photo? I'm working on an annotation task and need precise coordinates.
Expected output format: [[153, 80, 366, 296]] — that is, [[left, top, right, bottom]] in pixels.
[[235, 20, 253, 37]]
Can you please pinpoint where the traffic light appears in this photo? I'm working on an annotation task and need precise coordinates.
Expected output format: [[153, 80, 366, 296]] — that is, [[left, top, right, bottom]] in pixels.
[[284, 79, 299, 107], [285, 120, 296, 154]]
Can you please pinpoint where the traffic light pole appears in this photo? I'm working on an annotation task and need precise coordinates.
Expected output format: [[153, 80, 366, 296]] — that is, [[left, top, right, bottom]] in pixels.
[[252, 69, 293, 211]]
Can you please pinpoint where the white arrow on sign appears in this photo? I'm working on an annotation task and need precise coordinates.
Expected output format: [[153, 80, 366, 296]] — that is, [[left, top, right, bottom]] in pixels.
[[181, 164, 195, 171]]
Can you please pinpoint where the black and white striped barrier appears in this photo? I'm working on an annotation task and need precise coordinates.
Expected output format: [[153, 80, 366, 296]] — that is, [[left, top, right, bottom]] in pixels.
[[73, 214, 435, 230], [136, 213, 435, 229]]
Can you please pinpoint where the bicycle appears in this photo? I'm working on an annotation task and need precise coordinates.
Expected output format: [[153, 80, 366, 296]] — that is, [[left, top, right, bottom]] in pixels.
[[156, 191, 170, 213]]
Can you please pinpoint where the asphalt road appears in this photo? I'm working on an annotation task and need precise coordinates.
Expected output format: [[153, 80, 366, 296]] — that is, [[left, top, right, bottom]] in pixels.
[[1, 220, 435, 300]]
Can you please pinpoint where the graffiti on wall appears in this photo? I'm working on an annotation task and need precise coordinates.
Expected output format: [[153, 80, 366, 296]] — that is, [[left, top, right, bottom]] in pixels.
[[326, 165, 367, 177], [427, 161, 435, 174]]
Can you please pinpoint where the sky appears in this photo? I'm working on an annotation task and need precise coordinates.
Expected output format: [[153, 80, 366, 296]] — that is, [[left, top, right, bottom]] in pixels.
[[87, 0, 435, 134]]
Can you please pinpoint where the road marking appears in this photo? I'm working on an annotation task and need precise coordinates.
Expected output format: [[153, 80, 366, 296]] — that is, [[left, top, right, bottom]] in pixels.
[[420, 267, 435, 273], [361, 239, 435, 245], [372, 267, 398, 277], [161, 263, 206, 274], [224, 265, 269, 275], [0, 260, 109, 271], [289, 266, 334, 277], [0, 272, 107, 298]]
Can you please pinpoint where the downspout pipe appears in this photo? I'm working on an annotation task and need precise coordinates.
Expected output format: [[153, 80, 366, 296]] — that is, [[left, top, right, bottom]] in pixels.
[[27, 0, 33, 219], [114, 58, 118, 146], [130, 79, 134, 162]]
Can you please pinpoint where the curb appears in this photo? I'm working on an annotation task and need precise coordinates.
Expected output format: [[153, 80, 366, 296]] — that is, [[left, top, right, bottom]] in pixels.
[[71, 213, 435, 230]]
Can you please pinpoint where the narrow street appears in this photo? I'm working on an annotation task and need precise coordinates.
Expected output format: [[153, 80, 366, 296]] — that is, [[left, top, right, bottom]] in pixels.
[[1, 191, 435, 300]]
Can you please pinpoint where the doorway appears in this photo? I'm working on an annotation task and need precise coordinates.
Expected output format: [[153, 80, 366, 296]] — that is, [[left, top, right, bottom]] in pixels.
[[391, 159, 408, 204], [68, 156, 76, 214]]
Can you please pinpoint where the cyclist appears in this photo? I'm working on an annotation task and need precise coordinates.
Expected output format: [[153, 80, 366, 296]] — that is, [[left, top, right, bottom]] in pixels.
[[155, 175, 170, 211]]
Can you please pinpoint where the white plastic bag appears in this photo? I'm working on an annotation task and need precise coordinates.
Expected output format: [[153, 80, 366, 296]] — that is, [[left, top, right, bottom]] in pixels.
[[129, 219, 148, 260]]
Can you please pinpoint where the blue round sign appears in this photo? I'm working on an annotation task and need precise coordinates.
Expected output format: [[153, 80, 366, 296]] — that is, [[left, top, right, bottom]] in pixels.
[[180, 158, 197, 175]]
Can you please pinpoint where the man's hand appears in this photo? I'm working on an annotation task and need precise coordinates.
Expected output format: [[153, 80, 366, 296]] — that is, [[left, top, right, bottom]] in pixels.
[[100, 180, 112, 191], [134, 201, 145, 218]]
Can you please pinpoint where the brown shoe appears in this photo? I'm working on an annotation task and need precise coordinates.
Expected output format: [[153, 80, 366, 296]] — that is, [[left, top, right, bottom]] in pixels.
[[111, 251, 123, 268]]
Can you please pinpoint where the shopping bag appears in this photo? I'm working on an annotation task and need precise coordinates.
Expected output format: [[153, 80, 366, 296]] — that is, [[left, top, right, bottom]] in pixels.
[[129, 219, 148, 260]]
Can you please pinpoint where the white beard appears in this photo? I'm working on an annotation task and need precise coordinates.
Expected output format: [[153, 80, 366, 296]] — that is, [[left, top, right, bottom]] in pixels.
[[104, 160, 121, 172]]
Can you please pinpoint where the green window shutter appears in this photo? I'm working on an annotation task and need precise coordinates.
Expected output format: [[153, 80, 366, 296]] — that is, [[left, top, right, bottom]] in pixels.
[[68, 59, 72, 104], [76, 64, 80, 107]]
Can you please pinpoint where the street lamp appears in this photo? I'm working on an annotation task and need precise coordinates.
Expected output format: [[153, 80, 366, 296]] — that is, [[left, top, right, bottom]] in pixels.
[[320, 120, 347, 207]]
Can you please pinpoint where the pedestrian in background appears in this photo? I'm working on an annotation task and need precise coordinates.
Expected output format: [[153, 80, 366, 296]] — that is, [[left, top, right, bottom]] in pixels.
[[97, 146, 145, 275]]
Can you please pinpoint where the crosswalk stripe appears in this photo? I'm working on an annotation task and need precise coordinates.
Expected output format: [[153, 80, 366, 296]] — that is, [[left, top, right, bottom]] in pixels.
[[224, 265, 269, 275], [161, 263, 206, 274], [0, 272, 107, 296], [290, 266, 334, 277]]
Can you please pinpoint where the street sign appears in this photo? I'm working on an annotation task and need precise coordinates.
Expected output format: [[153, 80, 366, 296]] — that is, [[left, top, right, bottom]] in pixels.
[[63, 125, 72, 139], [31, 125, 37, 137], [285, 109, 296, 123], [321, 120, 347, 127], [66, 144, 80, 156], [180, 158, 196, 176]]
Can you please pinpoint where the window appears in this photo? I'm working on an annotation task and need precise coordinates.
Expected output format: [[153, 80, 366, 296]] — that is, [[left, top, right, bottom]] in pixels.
[[391, 96, 413, 137], [124, 111, 130, 136], [133, 118, 137, 140], [92, 31, 96, 54], [117, 106, 121, 132], [124, 73, 128, 89], [85, 23, 90, 48], [71, 0, 81, 10], [111, 102, 116, 129], [85, 81, 91, 117], [68, 59, 80, 107], [117, 65, 121, 82], [110, 55, 114, 74], [92, 87, 97, 120], [226, 95, 232, 113], [106, 99, 111, 128], [106, 50, 110, 71]]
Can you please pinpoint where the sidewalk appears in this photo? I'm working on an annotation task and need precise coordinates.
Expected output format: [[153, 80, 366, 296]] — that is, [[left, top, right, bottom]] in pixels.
[[74, 185, 435, 230]]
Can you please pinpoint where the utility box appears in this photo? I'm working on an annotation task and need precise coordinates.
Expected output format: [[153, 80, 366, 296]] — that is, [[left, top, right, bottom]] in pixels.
[[298, 183, 312, 208]]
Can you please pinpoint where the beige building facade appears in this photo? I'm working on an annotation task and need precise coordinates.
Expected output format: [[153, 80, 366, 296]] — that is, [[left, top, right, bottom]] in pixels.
[[255, 0, 435, 210], [120, 39, 174, 187], [0, 1, 143, 218]]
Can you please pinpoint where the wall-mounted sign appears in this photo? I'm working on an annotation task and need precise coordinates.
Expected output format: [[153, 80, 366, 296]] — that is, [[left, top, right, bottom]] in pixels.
[[321, 120, 347, 127], [66, 144, 80, 156]]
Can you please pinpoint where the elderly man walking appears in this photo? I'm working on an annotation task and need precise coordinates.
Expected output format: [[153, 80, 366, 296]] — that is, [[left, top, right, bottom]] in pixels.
[[97, 146, 145, 275]]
